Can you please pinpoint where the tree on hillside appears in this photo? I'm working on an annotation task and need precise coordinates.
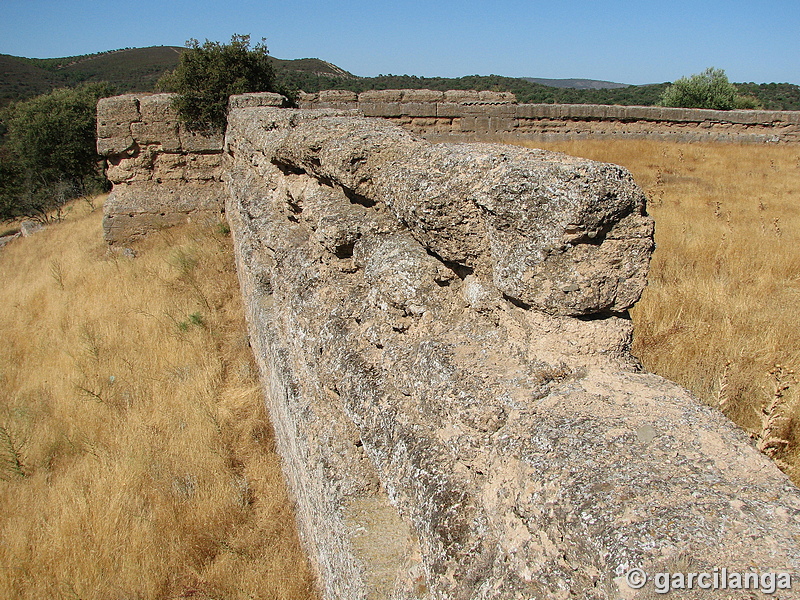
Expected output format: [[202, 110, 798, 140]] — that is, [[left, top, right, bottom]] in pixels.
[[660, 67, 761, 110], [157, 34, 284, 132], [0, 82, 113, 221]]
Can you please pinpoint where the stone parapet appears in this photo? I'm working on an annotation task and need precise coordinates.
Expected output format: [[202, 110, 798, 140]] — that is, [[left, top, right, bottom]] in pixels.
[[297, 90, 800, 143]]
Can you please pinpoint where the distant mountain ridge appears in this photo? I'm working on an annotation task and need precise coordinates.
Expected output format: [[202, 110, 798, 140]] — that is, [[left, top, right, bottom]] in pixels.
[[522, 77, 629, 90]]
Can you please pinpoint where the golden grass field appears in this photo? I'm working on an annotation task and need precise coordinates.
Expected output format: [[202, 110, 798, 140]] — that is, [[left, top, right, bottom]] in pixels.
[[0, 201, 318, 600], [515, 139, 800, 479]]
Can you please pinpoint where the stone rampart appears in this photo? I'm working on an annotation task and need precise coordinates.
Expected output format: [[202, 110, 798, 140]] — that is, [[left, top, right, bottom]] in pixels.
[[97, 94, 800, 599], [299, 89, 800, 143]]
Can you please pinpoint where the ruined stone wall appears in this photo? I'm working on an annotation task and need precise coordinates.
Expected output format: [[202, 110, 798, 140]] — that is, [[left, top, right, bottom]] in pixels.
[[299, 89, 800, 143], [98, 93, 239, 243], [97, 94, 800, 599]]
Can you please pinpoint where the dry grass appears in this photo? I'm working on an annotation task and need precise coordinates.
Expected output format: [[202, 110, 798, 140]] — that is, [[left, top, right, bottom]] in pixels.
[[512, 138, 800, 481], [0, 199, 318, 600]]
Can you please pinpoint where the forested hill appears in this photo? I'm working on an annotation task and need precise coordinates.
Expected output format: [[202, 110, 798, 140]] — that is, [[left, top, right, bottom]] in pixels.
[[2, 46, 799, 110], [280, 73, 800, 110], [0, 46, 354, 105]]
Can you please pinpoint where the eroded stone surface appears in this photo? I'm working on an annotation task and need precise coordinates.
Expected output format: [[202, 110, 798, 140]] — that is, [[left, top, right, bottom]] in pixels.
[[269, 113, 653, 316], [223, 106, 800, 599]]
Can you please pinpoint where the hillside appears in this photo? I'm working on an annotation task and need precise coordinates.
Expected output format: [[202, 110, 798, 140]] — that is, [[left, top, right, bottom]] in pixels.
[[0, 46, 354, 105], [30, 46, 185, 93], [2, 46, 800, 109], [0, 53, 67, 104]]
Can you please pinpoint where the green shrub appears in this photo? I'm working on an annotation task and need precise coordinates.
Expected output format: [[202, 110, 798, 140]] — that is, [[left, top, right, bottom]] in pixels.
[[660, 67, 742, 110], [157, 34, 280, 132], [0, 83, 113, 221], [733, 94, 763, 110]]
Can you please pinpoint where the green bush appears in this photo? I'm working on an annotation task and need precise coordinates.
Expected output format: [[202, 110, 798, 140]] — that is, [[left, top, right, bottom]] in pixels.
[[732, 94, 763, 110], [660, 67, 758, 110], [157, 34, 281, 132], [0, 83, 113, 221]]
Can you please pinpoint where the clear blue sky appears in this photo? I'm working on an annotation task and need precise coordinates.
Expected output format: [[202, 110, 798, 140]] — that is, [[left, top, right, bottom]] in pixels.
[[1, 0, 798, 85]]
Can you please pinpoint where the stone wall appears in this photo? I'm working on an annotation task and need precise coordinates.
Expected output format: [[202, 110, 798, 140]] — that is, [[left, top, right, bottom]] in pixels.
[[299, 89, 800, 143], [97, 94, 800, 599], [98, 93, 280, 243]]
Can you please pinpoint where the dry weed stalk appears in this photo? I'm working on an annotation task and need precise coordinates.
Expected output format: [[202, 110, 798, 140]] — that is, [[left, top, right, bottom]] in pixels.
[[716, 360, 732, 411], [0, 423, 27, 480], [753, 364, 796, 464], [773, 217, 782, 237]]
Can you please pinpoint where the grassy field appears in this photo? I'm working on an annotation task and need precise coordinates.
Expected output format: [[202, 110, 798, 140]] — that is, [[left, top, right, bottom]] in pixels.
[[2, 139, 799, 597], [0, 200, 318, 600], [514, 139, 800, 480]]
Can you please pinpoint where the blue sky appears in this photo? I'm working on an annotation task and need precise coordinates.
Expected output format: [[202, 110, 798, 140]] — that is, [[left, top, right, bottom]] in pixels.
[[0, 0, 798, 85]]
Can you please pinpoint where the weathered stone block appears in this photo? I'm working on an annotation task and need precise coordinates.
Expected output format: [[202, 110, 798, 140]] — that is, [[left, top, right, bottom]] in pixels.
[[514, 104, 544, 119], [138, 94, 177, 122], [97, 120, 133, 139], [401, 89, 444, 103], [456, 115, 477, 131], [318, 90, 358, 103], [444, 89, 480, 103], [399, 102, 438, 117], [564, 104, 601, 119], [603, 105, 627, 121], [435, 102, 466, 118], [97, 94, 140, 129], [297, 91, 319, 103], [97, 135, 136, 157], [130, 121, 181, 150], [19, 220, 44, 237], [228, 92, 287, 109], [151, 153, 186, 181], [481, 104, 517, 117], [179, 126, 224, 152], [184, 153, 224, 181], [356, 102, 404, 118], [268, 111, 652, 315], [103, 182, 224, 244], [488, 116, 514, 132], [726, 109, 760, 124], [760, 110, 784, 123], [782, 111, 800, 124], [622, 105, 658, 121], [358, 89, 404, 103]]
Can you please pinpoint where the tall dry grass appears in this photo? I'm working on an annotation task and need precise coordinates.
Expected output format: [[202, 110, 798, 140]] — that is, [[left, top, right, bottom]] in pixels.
[[0, 199, 318, 599], [514, 139, 800, 480]]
